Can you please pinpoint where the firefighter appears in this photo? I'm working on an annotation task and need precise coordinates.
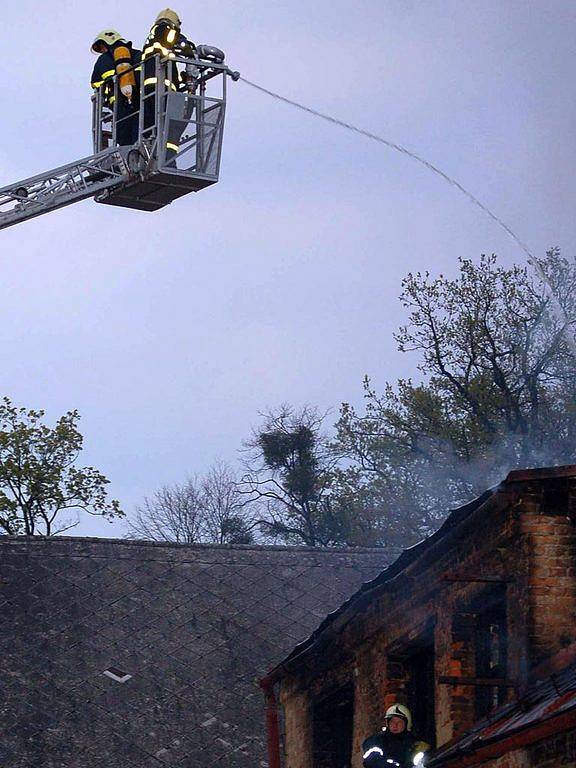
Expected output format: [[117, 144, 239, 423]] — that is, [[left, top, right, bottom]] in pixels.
[[362, 704, 430, 768], [91, 30, 142, 146], [142, 9, 198, 164]]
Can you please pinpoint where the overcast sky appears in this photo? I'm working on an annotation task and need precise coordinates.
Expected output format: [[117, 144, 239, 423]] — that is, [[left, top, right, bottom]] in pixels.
[[0, 1, 574, 537]]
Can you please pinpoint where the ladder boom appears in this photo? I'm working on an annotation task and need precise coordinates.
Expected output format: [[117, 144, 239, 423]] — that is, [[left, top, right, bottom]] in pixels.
[[0, 147, 129, 231], [0, 52, 235, 230]]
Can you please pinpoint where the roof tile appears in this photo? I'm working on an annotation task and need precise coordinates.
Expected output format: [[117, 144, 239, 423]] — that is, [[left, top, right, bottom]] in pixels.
[[0, 536, 390, 766]]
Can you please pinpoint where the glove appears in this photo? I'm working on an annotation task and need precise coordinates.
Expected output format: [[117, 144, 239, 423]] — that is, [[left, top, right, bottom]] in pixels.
[[121, 84, 133, 103]]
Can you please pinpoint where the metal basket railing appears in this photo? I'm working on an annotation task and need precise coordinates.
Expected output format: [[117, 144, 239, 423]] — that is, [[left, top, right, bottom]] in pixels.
[[92, 52, 234, 183]]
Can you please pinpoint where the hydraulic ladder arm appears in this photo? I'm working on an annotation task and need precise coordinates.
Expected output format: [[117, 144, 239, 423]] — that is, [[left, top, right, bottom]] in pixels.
[[0, 50, 237, 232], [0, 146, 130, 231]]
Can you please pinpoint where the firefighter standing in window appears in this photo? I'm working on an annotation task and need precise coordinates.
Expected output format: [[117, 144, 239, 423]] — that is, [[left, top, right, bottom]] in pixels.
[[362, 705, 430, 768], [142, 9, 198, 165], [91, 30, 141, 146]]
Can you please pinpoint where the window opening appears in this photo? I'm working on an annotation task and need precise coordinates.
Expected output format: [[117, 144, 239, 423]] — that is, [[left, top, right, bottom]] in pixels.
[[312, 683, 354, 768], [388, 628, 436, 748], [473, 586, 508, 719], [405, 644, 436, 747]]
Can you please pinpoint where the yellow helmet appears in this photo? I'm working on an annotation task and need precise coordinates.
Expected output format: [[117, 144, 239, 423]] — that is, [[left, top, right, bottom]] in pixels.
[[384, 704, 413, 731], [156, 8, 181, 27], [91, 29, 124, 54]]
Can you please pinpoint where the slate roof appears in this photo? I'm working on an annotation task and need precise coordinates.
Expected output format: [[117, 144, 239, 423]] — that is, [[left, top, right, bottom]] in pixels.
[[428, 660, 576, 765], [0, 536, 392, 768]]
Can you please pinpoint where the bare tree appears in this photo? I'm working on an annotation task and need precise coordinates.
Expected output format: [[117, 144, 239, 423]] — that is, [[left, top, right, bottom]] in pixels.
[[127, 480, 205, 543], [200, 462, 257, 544], [127, 462, 258, 545]]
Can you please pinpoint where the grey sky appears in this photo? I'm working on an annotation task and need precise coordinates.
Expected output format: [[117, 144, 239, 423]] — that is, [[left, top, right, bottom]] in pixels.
[[1, 1, 574, 537]]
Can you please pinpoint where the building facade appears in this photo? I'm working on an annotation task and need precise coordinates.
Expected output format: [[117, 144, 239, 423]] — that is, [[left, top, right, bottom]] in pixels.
[[268, 466, 576, 768]]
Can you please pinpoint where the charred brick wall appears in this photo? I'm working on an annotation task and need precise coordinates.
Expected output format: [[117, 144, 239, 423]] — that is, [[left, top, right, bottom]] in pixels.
[[477, 728, 576, 768], [281, 676, 313, 768], [278, 474, 576, 768], [520, 480, 576, 667], [527, 727, 576, 766]]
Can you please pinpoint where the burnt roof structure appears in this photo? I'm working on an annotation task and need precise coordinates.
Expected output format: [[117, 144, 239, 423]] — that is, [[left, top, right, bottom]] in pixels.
[[428, 659, 576, 766], [0, 536, 392, 768], [267, 464, 576, 681]]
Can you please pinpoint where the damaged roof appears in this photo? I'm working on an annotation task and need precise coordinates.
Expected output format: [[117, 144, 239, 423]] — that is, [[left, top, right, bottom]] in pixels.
[[268, 465, 576, 680], [0, 536, 392, 768], [428, 659, 576, 766]]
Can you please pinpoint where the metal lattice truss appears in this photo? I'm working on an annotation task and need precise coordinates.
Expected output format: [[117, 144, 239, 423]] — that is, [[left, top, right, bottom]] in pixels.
[[0, 52, 234, 231], [0, 148, 128, 231]]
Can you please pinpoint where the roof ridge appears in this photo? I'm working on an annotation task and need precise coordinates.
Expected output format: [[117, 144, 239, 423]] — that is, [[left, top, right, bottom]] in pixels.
[[0, 534, 397, 555], [505, 463, 576, 482]]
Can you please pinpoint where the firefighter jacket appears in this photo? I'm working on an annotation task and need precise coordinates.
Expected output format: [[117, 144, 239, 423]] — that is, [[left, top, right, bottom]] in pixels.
[[362, 729, 430, 768], [142, 21, 197, 92], [91, 41, 142, 107]]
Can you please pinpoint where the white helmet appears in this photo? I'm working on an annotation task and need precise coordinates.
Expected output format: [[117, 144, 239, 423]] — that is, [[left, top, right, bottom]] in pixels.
[[384, 703, 412, 731], [91, 29, 125, 54]]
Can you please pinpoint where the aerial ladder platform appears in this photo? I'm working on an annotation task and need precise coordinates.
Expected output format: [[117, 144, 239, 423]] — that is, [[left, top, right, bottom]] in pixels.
[[0, 49, 238, 231]]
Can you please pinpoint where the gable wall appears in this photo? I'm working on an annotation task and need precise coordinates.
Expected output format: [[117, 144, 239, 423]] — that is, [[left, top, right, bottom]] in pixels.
[[279, 476, 576, 768]]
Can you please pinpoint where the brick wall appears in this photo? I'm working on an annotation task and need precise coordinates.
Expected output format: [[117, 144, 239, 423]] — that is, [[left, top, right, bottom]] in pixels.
[[352, 639, 386, 768], [281, 677, 313, 768], [528, 727, 576, 766], [278, 474, 576, 768], [481, 751, 530, 768], [521, 482, 576, 667], [476, 729, 576, 768]]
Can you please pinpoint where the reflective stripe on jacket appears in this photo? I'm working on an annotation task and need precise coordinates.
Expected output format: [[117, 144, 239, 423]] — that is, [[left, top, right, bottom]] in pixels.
[[142, 21, 196, 91], [91, 42, 141, 106], [362, 731, 430, 768]]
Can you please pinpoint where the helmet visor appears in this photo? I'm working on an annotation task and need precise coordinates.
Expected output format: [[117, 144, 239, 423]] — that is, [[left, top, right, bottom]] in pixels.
[[91, 40, 107, 54]]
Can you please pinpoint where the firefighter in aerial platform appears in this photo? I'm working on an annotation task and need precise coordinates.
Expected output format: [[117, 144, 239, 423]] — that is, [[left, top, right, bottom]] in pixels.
[[91, 30, 142, 146], [362, 704, 430, 768], [142, 9, 198, 164]]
